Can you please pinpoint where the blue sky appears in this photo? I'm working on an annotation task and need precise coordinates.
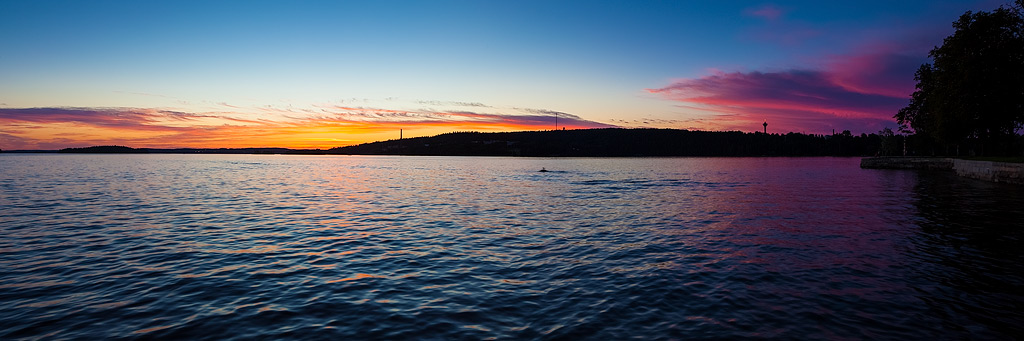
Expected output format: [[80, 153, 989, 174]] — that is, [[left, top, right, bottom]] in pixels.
[[0, 0, 1008, 148]]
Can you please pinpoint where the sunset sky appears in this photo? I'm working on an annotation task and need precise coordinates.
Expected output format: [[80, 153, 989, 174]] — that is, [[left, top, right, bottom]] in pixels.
[[0, 0, 1007, 149]]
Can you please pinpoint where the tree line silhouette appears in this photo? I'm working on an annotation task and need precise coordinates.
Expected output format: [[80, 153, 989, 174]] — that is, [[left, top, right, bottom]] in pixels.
[[328, 128, 892, 157], [896, 0, 1024, 156]]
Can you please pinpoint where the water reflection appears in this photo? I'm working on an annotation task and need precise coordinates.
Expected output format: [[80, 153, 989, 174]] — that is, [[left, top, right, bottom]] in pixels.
[[0, 155, 1022, 339], [905, 171, 1024, 338]]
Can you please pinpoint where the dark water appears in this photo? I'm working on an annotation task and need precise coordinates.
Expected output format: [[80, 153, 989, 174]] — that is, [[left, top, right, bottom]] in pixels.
[[2, 155, 1023, 340]]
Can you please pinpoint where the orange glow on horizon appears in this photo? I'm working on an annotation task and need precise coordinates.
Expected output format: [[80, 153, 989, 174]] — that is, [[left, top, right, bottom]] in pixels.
[[0, 106, 613, 150]]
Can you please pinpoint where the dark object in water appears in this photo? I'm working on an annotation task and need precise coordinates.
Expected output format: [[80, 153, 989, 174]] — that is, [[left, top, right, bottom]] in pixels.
[[539, 168, 549, 172]]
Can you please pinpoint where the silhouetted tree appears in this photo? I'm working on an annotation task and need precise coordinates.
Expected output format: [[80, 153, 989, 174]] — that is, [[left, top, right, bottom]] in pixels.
[[877, 127, 894, 156], [896, 1, 1024, 155]]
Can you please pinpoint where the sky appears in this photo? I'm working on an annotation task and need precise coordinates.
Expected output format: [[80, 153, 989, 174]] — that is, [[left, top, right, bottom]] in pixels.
[[0, 0, 1010, 149]]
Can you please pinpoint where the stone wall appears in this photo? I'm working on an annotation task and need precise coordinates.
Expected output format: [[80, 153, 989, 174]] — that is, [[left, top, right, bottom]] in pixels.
[[861, 157, 1024, 185], [953, 159, 1024, 185], [859, 157, 953, 170]]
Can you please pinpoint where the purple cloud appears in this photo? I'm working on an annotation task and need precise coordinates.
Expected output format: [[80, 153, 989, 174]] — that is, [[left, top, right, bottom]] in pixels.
[[824, 47, 925, 98], [646, 47, 924, 134], [745, 4, 784, 21], [0, 107, 187, 130], [0, 105, 617, 149]]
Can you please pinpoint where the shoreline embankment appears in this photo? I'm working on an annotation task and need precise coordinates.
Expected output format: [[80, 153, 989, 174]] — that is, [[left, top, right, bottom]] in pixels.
[[861, 157, 1024, 185]]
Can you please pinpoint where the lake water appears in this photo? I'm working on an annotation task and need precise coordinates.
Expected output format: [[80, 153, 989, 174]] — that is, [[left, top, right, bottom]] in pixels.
[[2, 154, 1023, 339]]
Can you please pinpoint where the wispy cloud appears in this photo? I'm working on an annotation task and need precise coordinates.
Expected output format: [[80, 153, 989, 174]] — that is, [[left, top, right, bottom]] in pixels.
[[0, 107, 199, 130], [606, 117, 715, 131], [739, 4, 826, 46], [415, 100, 490, 108], [646, 49, 921, 134], [0, 104, 615, 149], [648, 21, 939, 135], [113, 91, 180, 99], [282, 106, 615, 132], [744, 4, 784, 21], [824, 45, 923, 98]]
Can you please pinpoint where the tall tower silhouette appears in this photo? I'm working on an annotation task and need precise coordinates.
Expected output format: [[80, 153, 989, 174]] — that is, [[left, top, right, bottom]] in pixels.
[[763, 121, 767, 134]]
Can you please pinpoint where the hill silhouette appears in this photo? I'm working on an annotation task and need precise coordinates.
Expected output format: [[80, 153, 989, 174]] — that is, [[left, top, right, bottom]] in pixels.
[[328, 128, 885, 157], [58, 146, 148, 153]]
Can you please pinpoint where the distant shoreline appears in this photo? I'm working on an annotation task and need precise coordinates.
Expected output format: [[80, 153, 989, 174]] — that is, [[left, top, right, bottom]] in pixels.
[[1, 128, 892, 157]]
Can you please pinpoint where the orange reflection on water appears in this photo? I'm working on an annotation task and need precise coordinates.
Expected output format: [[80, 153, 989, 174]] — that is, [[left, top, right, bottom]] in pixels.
[[177, 263, 251, 279], [132, 325, 176, 335], [87, 301, 133, 310], [17, 298, 69, 308], [211, 245, 284, 254], [0, 279, 76, 290], [327, 273, 386, 283]]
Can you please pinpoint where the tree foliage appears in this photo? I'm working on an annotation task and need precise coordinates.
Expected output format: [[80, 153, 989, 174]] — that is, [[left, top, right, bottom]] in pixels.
[[896, 1, 1024, 155]]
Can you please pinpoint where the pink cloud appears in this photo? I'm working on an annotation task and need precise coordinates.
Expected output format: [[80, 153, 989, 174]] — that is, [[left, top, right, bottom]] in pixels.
[[748, 27, 823, 45], [647, 47, 924, 134], [745, 4, 784, 21], [824, 47, 923, 99], [291, 107, 615, 131], [0, 107, 196, 131], [0, 107, 267, 130], [0, 105, 616, 149]]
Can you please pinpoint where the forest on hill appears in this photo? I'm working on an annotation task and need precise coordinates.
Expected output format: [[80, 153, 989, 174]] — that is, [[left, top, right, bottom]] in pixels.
[[328, 128, 893, 157]]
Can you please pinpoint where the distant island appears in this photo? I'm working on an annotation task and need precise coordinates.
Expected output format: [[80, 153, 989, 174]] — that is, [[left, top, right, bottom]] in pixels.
[[4, 128, 895, 157], [54, 145, 321, 155], [58, 146, 149, 153]]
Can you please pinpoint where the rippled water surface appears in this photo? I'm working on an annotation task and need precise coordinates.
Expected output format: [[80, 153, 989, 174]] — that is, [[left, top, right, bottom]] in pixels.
[[2, 154, 1023, 339]]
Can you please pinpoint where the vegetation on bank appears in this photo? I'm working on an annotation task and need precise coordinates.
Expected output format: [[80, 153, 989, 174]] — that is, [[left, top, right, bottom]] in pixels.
[[896, 0, 1024, 156]]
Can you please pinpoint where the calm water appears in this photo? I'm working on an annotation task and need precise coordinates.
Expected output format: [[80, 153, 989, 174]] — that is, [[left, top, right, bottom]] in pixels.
[[1, 155, 1023, 339]]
